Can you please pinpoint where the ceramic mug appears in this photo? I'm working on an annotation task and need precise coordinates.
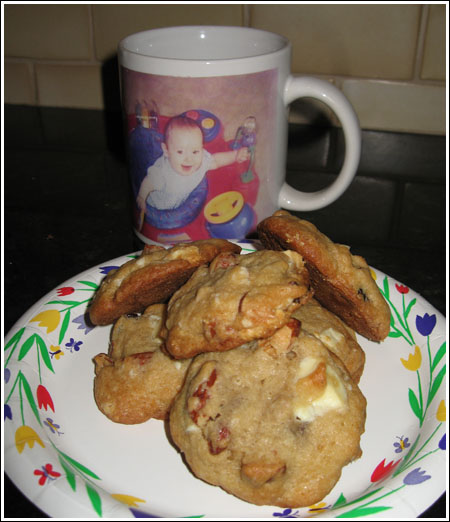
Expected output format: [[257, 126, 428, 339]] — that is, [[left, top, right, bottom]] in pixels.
[[118, 26, 361, 245]]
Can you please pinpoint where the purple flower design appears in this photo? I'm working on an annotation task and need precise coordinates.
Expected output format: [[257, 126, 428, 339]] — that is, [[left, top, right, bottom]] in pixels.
[[416, 313, 437, 337], [4, 404, 12, 421], [273, 508, 300, 518], [5, 368, 11, 384], [72, 313, 95, 334], [403, 468, 431, 485], [65, 338, 83, 353], [438, 434, 446, 450], [99, 266, 119, 275]]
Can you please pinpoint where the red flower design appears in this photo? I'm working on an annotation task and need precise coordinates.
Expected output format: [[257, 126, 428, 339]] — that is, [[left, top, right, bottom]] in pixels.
[[371, 458, 402, 482], [37, 385, 55, 412], [56, 286, 74, 297], [34, 463, 61, 485], [395, 284, 409, 294]]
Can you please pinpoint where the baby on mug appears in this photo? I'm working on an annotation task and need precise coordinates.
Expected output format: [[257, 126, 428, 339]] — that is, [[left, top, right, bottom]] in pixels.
[[136, 115, 250, 220]]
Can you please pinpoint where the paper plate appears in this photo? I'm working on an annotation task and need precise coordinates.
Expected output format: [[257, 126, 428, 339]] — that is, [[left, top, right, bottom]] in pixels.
[[4, 241, 446, 518]]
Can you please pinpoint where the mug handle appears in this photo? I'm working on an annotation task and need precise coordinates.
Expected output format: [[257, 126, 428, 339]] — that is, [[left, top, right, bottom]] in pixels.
[[279, 76, 361, 211]]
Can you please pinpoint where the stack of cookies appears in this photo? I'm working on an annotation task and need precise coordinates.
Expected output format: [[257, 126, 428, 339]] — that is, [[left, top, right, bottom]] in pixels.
[[89, 211, 391, 508]]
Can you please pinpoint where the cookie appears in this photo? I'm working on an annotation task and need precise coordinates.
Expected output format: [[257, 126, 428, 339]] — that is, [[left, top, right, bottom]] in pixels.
[[93, 304, 190, 424], [89, 239, 241, 325], [292, 298, 365, 383], [169, 323, 366, 508], [163, 249, 313, 359], [257, 210, 391, 341]]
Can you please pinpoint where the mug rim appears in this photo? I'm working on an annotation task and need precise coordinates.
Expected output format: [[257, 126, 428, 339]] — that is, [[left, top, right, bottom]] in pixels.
[[119, 25, 290, 62]]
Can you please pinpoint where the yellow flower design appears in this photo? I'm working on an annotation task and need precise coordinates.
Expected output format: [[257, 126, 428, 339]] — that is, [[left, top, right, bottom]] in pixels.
[[15, 425, 45, 454], [50, 345, 64, 360], [436, 400, 446, 422], [308, 501, 329, 514], [111, 494, 146, 508], [400, 345, 422, 371], [369, 268, 377, 280], [30, 310, 60, 333]]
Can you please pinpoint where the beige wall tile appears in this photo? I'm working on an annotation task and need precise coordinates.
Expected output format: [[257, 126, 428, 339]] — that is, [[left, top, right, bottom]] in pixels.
[[421, 5, 446, 81], [4, 4, 92, 60], [36, 64, 104, 109], [341, 79, 445, 135], [93, 4, 244, 61], [250, 5, 421, 80], [4, 61, 36, 105]]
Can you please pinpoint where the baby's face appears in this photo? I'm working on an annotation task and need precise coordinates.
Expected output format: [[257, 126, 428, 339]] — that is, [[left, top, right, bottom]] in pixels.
[[163, 126, 204, 176]]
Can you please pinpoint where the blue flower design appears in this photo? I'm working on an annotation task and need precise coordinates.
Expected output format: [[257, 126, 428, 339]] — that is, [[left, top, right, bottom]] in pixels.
[[4, 404, 12, 421], [4, 368, 11, 384], [129, 508, 159, 518], [403, 467, 431, 485], [416, 313, 436, 337], [99, 266, 119, 275], [65, 338, 83, 353], [438, 434, 446, 450], [72, 313, 95, 334]]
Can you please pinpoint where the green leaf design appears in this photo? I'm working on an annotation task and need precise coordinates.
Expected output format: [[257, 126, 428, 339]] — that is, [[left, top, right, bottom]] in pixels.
[[36, 335, 54, 373], [388, 331, 402, 338], [432, 342, 446, 372], [337, 505, 392, 518], [85, 483, 102, 517], [77, 280, 99, 289], [408, 387, 423, 421], [19, 372, 41, 425], [404, 298, 417, 319], [334, 488, 383, 509], [58, 451, 101, 480], [5, 327, 25, 351], [18, 334, 36, 361], [58, 455, 77, 491], [59, 310, 71, 344], [382, 276, 390, 299], [333, 493, 347, 508], [428, 364, 446, 406], [396, 433, 421, 471]]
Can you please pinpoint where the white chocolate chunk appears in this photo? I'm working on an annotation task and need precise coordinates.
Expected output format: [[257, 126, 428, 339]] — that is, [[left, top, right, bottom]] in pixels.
[[295, 358, 347, 422]]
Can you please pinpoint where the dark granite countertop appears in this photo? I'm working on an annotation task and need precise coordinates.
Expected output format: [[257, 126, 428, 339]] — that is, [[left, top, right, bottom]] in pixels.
[[4, 105, 446, 518]]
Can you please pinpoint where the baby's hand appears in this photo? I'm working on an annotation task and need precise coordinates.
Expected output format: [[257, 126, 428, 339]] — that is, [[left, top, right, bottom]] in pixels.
[[236, 147, 250, 163]]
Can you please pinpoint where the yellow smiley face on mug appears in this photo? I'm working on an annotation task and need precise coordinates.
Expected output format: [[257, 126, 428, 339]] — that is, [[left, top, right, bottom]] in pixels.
[[204, 191, 244, 224]]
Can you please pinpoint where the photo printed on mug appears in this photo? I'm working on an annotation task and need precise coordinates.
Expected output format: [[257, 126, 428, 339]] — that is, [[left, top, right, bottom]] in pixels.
[[121, 67, 278, 244]]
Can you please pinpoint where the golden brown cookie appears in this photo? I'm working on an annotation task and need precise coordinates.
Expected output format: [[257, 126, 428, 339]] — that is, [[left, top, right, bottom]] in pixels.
[[163, 249, 313, 359], [93, 304, 190, 424], [292, 298, 365, 383], [169, 324, 366, 508], [88, 239, 241, 325], [257, 210, 391, 341]]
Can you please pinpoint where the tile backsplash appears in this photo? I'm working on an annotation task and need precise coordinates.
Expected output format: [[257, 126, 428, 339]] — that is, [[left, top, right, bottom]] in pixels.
[[4, 3, 446, 135]]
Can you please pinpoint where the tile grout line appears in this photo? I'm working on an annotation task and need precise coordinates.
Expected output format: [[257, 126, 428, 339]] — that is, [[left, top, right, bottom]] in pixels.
[[28, 60, 40, 106], [412, 4, 429, 82], [242, 4, 251, 27]]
